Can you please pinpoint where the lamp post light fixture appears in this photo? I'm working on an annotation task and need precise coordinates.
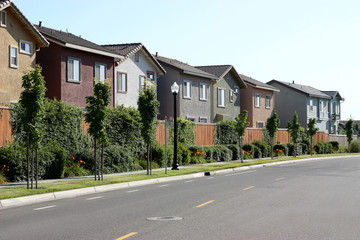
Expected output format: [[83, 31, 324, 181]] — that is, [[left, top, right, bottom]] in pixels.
[[171, 82, 180, 170]]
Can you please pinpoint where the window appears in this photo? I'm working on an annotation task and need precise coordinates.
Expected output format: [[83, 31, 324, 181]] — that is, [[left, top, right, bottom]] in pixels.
[[95, 63, 106, 83], [234, 86, 239, 94], [67, 57, 81, 82], [199, 117, 208, 123], [146, 71, 155, 81], [183, 80, 191, 99], [255, 93, 260, 107], [309, 99, 314, 111], [319, 100, 323, 113], [256, 122, 264, 128], [229, 89, 234, 102], [135, 52, 140, 62], [117, 72, 127, 92], [265, 95, 271, 109], [199, 83, 207, 101], [10, 46, 18, 68], [186, 117, 196, 122], [139, 75, 146, 91], [218, 88, 225, 107], [1, 11, 6, 27], [19, 40, 33, 55]]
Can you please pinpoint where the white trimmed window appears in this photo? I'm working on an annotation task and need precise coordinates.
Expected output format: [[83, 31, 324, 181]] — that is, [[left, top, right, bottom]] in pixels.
[[229, 89, 234, 102], [218, 88, 225, 107], [234, 86, 239, 94], [199, 117, 208, 123], [147, 71, 155, 82], [1, 11, 6, 27], [199, 83, 207, 101], [95, 62, 106, 83], [255, 93, 260, 107], [186, 117, 196, 122], [319, 100, 323, 113], [256, 122, 264, 128], [20, 40, 33, 55], [67, 57, 81, 82], [117, 72, 127, 92], [139, 75, 146, 91], [10, 45, 18, 68], [309, 99, 314, 111], [265, 95, 271, 109], [183, 80, 191, 99]]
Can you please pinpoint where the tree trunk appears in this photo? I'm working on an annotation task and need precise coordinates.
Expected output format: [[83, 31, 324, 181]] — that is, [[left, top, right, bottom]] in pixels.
[[271, 141, 274, 160], [147, 143, 150, 175], [31, 149, 34, 189], [240, 137, 243, 163], [36, 148, 38, 189], [101, 143, 104, 181], [310, 139, 313, 156], [94, 137, 97, 181], [150, 143, 152, 175], [26, 134, 29, 189]]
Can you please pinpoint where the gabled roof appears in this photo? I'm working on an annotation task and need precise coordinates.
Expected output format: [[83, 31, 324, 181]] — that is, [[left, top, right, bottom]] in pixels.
[[195, 65, 247, 88], [154, 55, 218, 81], [35, 25, 123, 59], [267, 80, 330, 99], [239, 74, 279, 92], [322, 91, 344, 101], [0, 0, 48, 47], [102, 43, 165, 75]]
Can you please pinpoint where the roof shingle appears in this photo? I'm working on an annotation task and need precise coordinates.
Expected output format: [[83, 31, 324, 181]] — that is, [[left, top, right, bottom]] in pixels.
[[239, 74, 278, 92]]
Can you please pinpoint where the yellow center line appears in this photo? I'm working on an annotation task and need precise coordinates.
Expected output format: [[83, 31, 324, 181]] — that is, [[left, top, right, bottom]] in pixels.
[[196, 200, 215, 208], [115, 232, 138, 240], [243, 186, 255, 191]]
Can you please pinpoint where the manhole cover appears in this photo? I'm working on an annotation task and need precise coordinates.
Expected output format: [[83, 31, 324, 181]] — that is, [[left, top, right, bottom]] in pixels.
[[146, 216, 183, 221]]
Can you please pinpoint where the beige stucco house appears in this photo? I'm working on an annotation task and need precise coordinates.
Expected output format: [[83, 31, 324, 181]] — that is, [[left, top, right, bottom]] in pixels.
[[0, 0, 48, 104]]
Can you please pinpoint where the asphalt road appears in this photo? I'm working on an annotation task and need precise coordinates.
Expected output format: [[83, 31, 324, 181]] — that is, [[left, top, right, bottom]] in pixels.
[[1, 156, 360, 240]]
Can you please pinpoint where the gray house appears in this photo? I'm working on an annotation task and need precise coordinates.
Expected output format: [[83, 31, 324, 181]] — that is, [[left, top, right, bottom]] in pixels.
[[267, 80, 331, 132], [102, 43, 165, 108], [195, 65, 247, 122], [322, 91, 344, 134], [155, 55, 217, 123]]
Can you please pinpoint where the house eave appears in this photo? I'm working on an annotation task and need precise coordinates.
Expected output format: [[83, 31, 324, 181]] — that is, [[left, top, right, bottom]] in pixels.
[[183, 70, 218, 81], [64, 43, 124, 59]]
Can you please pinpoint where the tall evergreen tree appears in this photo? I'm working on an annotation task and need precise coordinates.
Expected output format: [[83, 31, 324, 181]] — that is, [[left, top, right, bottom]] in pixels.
[[345, 119, 354, 153], [234, 110, 250, 163], [266, 110, 280, 159], [287, 112, 301, 157], [307, 118, 318, 156]]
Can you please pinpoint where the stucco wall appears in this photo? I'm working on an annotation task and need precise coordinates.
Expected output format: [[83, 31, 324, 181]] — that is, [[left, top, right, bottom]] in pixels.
[[0, 8, 37, 103], [241, 85, 275, 128], [115, 49, 159, 108], [37, 42, 114, 108], [213, 72, 240, 122]]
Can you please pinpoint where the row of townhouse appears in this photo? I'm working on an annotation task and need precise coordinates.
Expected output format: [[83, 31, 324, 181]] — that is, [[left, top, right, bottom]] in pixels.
[[0, 0, 344, 134]]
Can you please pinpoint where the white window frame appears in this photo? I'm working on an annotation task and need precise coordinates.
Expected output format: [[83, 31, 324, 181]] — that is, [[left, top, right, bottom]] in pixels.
[[199, 83, 207, 101], [265, 95, 271, 109], [146, 71, 155, 82], [218, 88, 225, 107], [234, 86, 239, 94], [255, 93, 261, 108], [319, 100, 323, 113], [95, 62, 106, 83], [183, 80, 191, 99], [256, 122, 264, 128], [117, 72, 127, 93], [19, 40, 33, 55], [186, 116, 196, 122], [1, 10, 6, 27], [10, 45, 18, 68], [67, 57, 81, 82], [139, 75, 146, 91], [229, 89, 234, 103], [199, 117, 208, 123], [309, 99, 314, 111]]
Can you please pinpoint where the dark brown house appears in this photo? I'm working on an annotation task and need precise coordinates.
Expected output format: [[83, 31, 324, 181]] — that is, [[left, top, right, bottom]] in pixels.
[[35, 25, 123, 108]]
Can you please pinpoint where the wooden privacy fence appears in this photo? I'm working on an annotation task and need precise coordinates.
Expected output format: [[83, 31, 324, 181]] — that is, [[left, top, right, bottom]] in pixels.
[[156, 123, 329, 146], [0, 106, 12, 146]]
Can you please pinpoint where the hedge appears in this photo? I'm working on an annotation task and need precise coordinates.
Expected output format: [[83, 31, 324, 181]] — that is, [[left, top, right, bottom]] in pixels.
[[214, 120, 238, 145]]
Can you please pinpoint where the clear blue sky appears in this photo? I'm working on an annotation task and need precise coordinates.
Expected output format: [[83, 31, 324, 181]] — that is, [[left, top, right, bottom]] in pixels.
[[15, 0, 360, 120]]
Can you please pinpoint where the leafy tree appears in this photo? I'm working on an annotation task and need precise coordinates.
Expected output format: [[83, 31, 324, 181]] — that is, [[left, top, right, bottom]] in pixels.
[[287, 112, 301, 157], [355, 123, 359, 138], [233, 110, 250, 163], [307, 118, 318, 156], [137, 81, 160, 175], [345, 119, 354, 153], [85, 80, 111, 180], [266, 110, 280, 159], [18, 66, 46, 189]]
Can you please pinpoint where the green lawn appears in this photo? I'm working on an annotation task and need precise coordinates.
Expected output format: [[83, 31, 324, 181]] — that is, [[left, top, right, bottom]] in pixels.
[[1, 153, 359, 200]]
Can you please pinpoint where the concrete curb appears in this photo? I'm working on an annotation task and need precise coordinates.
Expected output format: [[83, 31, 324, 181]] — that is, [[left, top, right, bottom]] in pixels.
[[1, 155, 356, 209]]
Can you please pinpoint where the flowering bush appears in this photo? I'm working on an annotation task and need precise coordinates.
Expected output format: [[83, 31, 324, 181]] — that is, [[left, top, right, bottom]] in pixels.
[[64, 155, 90, 177], [0, 165, 10, 183], [190, 150, 206, 164]]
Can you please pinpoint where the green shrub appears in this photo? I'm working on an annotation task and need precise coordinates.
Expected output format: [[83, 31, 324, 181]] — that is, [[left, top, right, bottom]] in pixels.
[[107, 105, 145, 158], [273, 144, 287, 156], [214, 120, 238, 145], [242, 144, 254, 159], [252, 140, 270, 158], [168, 118, 196, 147], [0, 143, 26, 182], [177, 143, 191, 165], [329, 141, 340, 152], [286, 143, 303, 156], [349, 141, 360, 153], [314, 141, 332, 154], [226, 144, 241, 160], [103, 145, 136, 173], [339, 145, 348, 153], [189, 147, 206, 164], [189, 145, 231, 162], [40, 143, 67, 179]]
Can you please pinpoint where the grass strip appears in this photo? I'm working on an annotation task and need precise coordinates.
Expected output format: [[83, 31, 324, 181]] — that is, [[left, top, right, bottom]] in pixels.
[[0, 153, 359, 200]]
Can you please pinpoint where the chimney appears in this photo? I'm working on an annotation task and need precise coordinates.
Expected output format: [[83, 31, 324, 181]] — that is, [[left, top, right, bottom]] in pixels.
[[39, 21, 42, 27], [155, 52, 158, 57], [292, 80, 294, 84]]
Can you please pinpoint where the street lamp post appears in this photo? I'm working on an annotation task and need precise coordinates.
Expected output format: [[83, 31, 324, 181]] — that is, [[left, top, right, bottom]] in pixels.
[[171, 82, 180, 170]]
